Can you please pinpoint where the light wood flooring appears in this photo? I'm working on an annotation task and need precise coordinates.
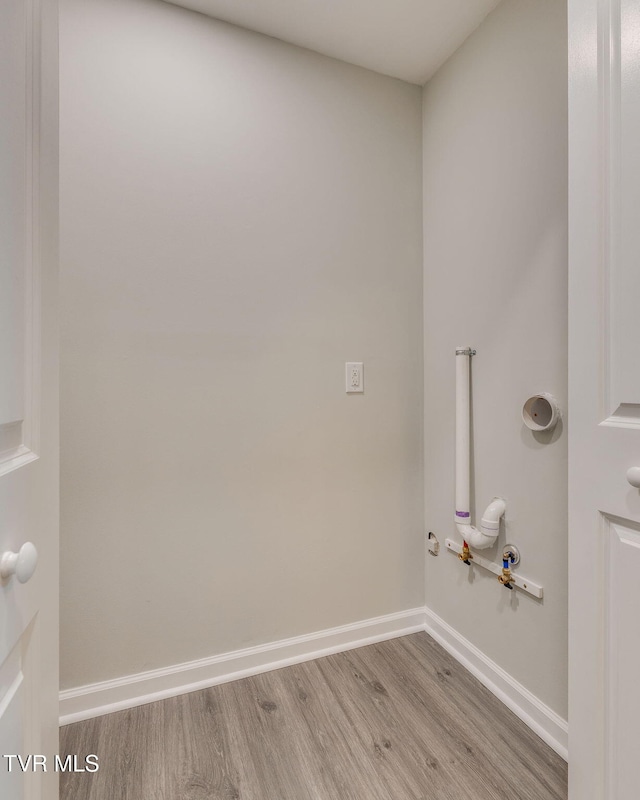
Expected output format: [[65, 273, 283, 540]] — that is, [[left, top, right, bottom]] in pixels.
[[60, 632, 567, 800]]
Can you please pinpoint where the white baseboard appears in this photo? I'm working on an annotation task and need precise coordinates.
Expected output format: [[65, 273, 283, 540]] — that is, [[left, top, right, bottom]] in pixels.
[[60, 604, 568, 764], [59, 607, 426, 726], [423, 606, 568, 761]]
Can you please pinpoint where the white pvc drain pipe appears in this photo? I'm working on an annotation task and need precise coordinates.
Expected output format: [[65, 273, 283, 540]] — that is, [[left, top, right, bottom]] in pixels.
[[455, 346, 505, 549]]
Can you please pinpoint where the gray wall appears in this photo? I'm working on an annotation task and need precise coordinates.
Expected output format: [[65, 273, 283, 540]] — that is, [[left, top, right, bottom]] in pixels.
[[422, 0, 568, 718], [60, 0, 424, 689]]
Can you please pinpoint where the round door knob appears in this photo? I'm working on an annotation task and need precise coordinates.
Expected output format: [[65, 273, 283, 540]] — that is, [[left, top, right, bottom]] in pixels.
[[0, 542, 38, 583], [627, 467, 640, 489]]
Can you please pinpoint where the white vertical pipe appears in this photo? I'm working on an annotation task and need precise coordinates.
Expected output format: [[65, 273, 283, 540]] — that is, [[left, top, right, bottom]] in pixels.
[[454, 346, 506, 549], [455, 347, 471, 523]]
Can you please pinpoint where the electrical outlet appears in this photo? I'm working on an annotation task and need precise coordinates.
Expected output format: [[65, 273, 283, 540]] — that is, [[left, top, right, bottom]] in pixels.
[[346, 362, 363, 393]]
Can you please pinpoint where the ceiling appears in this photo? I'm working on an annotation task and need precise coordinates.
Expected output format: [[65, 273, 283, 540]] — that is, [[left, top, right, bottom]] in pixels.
[[163, 0, 502, 85]]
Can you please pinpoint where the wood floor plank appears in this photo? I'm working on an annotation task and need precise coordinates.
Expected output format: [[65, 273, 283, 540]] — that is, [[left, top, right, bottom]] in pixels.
[[330, 644, 510, 799], [59, 714, 102, 800], [278, 658, 397, 800], [60, 632, 567, 800], [361, 637, 521, 797], [162, 689, 238, 800], [313, 649, 456, 799], [401, 634, 567, 798], [222, 670, 323, 800]]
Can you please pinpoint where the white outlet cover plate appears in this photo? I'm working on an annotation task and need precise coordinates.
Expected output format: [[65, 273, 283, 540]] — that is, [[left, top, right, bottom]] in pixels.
[[346, 362, 364, 393]]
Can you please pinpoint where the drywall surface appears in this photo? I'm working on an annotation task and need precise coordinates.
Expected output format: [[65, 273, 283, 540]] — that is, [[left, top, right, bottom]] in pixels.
[[164, 0, 502, 85], [422, 0, 568, 717], [60, 0, 423, 689]]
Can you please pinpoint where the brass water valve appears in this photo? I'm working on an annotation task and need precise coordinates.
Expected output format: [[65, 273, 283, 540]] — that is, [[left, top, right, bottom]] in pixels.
[[458, 543, 473, 565], [498, 566, 514, 589]]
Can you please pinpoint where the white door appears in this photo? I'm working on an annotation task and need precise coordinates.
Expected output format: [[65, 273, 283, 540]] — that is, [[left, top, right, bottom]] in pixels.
[[0, 0, 58, 799], [569, 0, 640, 798]]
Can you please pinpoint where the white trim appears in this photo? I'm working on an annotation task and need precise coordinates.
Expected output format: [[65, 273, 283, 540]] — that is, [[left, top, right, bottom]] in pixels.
[[59, 607, 426, 725], [423, 606, 568, 761], [60, 604, 569, 764]]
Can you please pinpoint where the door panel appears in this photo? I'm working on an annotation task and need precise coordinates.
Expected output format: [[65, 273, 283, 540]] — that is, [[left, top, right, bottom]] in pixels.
[[0, 0, 27, 433], [569, 0, 640, 798], [0, 1, 58, 799], [609, 0, 640, 420], [0, 645, 26, 798], [0, 631, 41, 800], [0, 0, 31, 472], [605, 517, 640, 799]]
